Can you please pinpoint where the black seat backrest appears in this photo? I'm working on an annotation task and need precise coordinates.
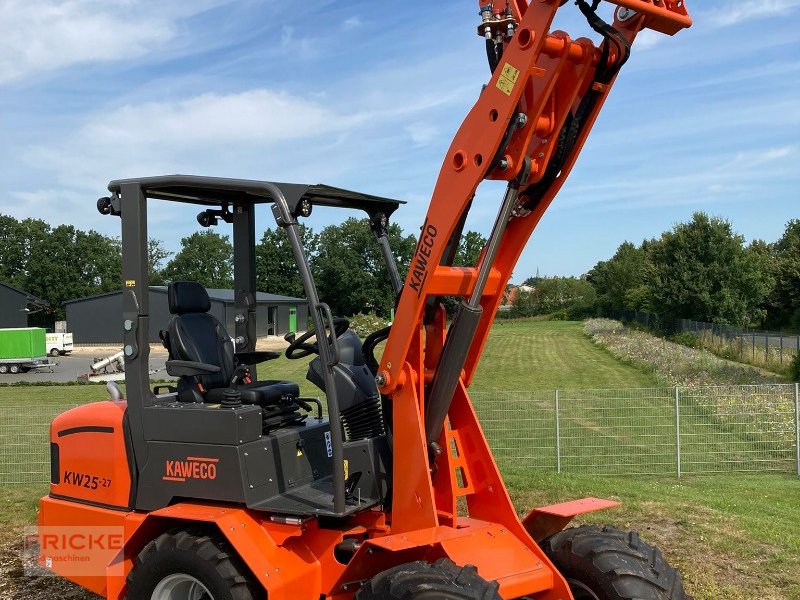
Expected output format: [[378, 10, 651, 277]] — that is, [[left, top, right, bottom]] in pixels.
[[165, 281, 234, 390]]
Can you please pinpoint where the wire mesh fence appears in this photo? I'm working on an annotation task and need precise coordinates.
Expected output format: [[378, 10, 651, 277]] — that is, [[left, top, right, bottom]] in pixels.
[[0, 385, 798, 484], [0, 404, 78, 485], [473, 384, 799, 477], [613, 310, 800, 373]]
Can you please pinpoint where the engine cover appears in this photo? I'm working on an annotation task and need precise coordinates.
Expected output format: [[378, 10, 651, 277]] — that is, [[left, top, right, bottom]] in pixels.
[[49, 401, 133, 510]]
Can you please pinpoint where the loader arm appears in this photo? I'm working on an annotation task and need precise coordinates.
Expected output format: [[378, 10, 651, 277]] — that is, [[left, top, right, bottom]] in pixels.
[[377, 0, 691, 531]]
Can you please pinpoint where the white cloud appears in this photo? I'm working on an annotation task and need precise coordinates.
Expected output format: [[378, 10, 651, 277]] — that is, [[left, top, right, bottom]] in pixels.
[[706, 0, 800, 27], [405, 122, 438, 146], [633, 30, 662, 51], [23, 88, 370, 190], [343, 16, 363, 30], [0, 0, 226, 84]]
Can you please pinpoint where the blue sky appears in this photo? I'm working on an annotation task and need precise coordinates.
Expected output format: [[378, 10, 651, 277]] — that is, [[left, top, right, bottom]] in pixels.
[[1, 0, 798, 282]]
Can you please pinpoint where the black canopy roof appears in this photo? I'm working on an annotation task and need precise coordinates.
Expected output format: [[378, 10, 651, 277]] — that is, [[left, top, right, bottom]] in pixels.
[[108, 175, 404, 219]]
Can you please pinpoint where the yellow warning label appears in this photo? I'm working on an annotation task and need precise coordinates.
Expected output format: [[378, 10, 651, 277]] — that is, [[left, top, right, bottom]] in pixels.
[[125, 279, 136, 287], [297, 449, 304, 457], [496, 62, 520, 96], [343, 459, 350, 481]]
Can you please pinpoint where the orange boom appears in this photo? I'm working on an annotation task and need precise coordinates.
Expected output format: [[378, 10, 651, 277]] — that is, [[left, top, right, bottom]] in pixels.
[[39, 2, 692, 599]]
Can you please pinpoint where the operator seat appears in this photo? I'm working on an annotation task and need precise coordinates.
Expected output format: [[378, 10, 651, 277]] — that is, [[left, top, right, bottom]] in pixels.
[[162, 281, 300, 405]]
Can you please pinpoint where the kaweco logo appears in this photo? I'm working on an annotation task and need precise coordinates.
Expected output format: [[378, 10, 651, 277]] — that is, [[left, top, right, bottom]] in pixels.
[[163, 457, 218, 482], [409, 221, 438, 298]]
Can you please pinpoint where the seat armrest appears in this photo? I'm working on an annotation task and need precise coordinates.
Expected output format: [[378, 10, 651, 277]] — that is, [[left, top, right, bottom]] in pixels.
[[166, 360, 221, 377], [235, 351, 280, 365]]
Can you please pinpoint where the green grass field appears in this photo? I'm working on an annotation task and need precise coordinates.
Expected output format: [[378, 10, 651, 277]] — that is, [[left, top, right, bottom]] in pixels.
[[0, 320, 797, 599], [472, 320, 659, 390]]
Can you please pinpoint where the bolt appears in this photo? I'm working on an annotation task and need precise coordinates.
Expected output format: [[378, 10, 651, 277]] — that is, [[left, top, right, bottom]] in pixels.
[[375, 372, 387, 387], [516, 113, 528, 128], [498, 158, 509, 170], [618, 7, 636, 21]]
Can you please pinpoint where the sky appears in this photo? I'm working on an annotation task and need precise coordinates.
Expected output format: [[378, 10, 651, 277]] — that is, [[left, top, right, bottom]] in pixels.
[[1, 0, 798, 283]]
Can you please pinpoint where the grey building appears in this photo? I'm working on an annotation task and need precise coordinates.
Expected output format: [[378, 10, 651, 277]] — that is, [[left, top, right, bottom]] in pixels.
[[65, 287, 307, 344], [0, 283, 47, 328]]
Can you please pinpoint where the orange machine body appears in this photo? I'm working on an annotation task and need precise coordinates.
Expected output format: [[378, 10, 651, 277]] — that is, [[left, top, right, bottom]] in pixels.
[[38, 1, 691, 598], [48, 401, 133, 509]]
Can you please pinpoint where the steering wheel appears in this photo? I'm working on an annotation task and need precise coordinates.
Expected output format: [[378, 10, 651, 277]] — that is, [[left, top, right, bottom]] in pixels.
[[285, 318, 350, 360]]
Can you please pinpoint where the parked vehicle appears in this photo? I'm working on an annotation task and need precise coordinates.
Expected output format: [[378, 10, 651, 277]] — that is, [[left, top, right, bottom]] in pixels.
[[46, 332, 74, 357], [0, 327, 51, 373]]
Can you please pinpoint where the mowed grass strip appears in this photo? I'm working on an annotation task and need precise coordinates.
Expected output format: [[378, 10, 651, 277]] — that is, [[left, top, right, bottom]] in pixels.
[[472, 320, 658, 390], [508, 472, 800, 600]]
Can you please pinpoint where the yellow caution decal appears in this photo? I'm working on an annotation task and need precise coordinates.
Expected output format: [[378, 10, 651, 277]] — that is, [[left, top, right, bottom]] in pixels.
[[496, 62, 520, 96]]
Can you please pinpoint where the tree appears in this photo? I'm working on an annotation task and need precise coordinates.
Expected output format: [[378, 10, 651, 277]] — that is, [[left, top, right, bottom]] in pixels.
[[162, 231, 233, 288], [24, 224, 121, 321], [148, 238, 172, 285], [510, 276, 596, 319], [0, 214, 27, 285], [765, 220, 800, 330], [587, 242, 653, 314], [313, 218, 416, 317], [453, 230, 487, 266], [648, 213, 773, 326], [255, 225, 317, 298]]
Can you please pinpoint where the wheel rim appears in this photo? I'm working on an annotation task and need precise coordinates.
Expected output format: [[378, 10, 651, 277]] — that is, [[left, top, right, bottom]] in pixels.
[[0, 365, 7, 373], [151, 574, 214, 600], [10, 365, 19, 373], [567, 578, 601, 600]]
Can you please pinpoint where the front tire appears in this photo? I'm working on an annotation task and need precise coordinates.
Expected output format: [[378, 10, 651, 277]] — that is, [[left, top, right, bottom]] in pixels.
[[0, 364, 7, 374], [9, 364, 20, 374], [50, 348, 61, 357], [542, 525, 691, 600], [356, 558, 501, 600], [126, 528, 260, 600]]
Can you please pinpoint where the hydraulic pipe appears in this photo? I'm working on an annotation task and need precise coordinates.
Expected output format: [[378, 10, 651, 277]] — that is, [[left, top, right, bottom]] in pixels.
[[424, 160, 531, 449]]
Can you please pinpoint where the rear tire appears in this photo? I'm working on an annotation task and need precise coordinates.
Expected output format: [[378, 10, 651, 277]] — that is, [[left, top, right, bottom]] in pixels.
[[9, 364, 20, 374], [126, 527, 261, 600], [356, 558, 501, 600], [50, 348, 61, 357], [0, 364, 7, 374], [542, 525, 691, 600]]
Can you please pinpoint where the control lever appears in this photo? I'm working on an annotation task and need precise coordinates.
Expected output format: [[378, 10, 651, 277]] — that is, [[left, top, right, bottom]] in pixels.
[[344, 471, 363, 504]]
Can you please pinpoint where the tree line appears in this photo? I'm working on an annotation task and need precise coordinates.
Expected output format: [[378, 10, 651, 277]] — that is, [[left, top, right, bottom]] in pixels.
[[0, 213, 486, 324], [509, 213, 800, 332], [4, 210, 795, 331]]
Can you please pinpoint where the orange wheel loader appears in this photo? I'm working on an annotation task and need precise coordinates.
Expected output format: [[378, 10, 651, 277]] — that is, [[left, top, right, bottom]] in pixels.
[[38, 1, 693, 599]]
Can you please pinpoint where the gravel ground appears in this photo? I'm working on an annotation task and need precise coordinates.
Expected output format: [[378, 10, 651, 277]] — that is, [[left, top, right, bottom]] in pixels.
[[1, 531, 100, 600], [0, 336, 290, 385]]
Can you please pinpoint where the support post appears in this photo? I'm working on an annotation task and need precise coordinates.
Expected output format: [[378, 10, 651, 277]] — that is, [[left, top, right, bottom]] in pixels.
[[675, 387, 682, 479], [555, 390, 561, 474], [794, 383, 799, 478]]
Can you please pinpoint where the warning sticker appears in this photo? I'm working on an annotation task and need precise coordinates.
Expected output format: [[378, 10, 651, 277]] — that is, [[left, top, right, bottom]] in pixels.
[[496, 62, 520, 96], [324, 431, 333, 458], [125, 279, 136, 287]]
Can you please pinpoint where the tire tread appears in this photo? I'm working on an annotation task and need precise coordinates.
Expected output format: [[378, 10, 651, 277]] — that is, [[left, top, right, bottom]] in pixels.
[[543, 525, 692, 600], [356, 558, 501, 600], [125, 526, 259, 600]]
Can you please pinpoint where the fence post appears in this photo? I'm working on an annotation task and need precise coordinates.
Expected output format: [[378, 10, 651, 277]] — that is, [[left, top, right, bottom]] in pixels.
[[675, 387, 682, 479], [780, 332, 784, 366], [555, 390, 561, 474], [794, 383, 799, 478]]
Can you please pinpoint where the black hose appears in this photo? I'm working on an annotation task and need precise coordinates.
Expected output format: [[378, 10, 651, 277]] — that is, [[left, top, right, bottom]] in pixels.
[[363, 325, 392, 375], [519, 2, 632, 209]]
